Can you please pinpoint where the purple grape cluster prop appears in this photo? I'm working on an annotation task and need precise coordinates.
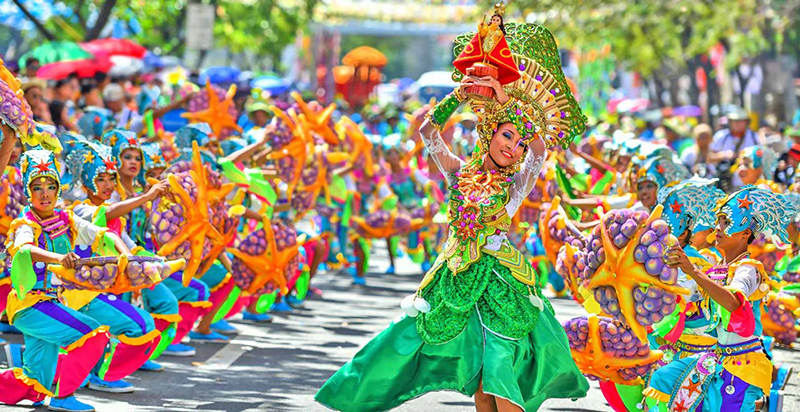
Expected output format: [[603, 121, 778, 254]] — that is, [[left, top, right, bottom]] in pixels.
[[60, 256, 173, 291], [563, 315, 661, 384], [0, 168, 26, 220], [583, 206, 688, 342], [271, 116, 295, 150], [230, 229, 265, 290], [410, 203, 438, 221], [762, 293, 799, 346], [538, 199, 585, 266], [783, 270, 800, 284], [150, 172, 206, 262], [0, 76, 35, 138]]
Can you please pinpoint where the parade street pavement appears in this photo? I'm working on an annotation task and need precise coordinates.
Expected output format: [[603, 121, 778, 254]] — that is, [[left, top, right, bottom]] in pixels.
[[1, 248, 799, 411]]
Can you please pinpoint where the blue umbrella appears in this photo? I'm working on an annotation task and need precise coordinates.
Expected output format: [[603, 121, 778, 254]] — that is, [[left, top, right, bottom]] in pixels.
[[199, 66, 241, 85], [250, 75, 292, 95], [143, 51, 166, 70]]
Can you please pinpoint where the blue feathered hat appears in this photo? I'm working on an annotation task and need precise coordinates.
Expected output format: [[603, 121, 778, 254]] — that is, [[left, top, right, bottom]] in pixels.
[[716, 185, 796, 246], [657, 176, 725, 238], [141, 142, 167, 175], [20, 149, 61, 198], [77, 106, 115, 140], [65, 141, 118, 195], [636, 153, 688, 190]]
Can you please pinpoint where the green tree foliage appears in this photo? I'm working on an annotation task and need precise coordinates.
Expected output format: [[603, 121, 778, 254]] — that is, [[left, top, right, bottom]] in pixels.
[[11, 0, 318, 64], [513, 0, 800, 75]]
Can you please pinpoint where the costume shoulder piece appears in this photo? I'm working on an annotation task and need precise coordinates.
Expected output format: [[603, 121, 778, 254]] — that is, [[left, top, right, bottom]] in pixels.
[[452, 23, 586, 149]]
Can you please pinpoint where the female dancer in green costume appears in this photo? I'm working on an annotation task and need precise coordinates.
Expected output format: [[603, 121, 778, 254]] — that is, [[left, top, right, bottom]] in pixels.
[[316, 21, 589, 412]]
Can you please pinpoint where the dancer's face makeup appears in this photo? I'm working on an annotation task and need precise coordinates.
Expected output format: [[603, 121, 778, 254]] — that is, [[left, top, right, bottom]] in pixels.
[[30, 177, 59, 215], [119, 148, 142, 179], [488, 123, 525, 168], [91, 172, 117, 201]]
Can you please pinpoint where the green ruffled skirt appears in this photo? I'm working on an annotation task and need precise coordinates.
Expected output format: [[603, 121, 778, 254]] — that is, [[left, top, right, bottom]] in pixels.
[[315, 256, 589, 411]]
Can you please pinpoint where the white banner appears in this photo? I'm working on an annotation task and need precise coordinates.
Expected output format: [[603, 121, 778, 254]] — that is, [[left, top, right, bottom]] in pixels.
[[186, 4, 216, 51]]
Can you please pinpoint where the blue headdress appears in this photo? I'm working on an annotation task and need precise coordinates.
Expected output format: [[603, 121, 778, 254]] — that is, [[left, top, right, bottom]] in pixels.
[[65, 141, 118, 195], [657, 176, 725, 237], [101, 128, 145, 185], [57, 131, 88, 190], [20, 149, 61, 198], [636, 153, 688, 189], [737, 146, 778, 180], [716, 185, 796, 246], [101, 128, 143, 163], [141, 142, 167, 175], [220, 138, 247, 157], [174, 123, 212, 152], [77, 107, 115, 140], [136, 85, 161, 115], [173, 123, 218, 169]]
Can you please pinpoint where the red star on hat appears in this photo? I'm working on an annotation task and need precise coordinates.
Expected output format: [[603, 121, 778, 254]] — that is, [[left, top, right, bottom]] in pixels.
[[126, 137, 138, 146], [738, 194, 754, 210], [656, 164, 665, 174], [670, 200, 683, 214], [34, 161, 52, 173], [103, 158, 117, 171]]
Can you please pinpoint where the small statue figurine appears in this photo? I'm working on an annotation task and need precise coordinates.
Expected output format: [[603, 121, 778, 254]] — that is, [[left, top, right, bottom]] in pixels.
[[453, 2, 520, 100], [478, 5, 506, 54]]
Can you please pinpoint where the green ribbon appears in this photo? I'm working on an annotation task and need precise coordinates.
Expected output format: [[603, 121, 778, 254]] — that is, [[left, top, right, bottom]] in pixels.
[[145, 110, 156, 138], [341, 192, 354, 227], [11, 246, 35, 297], [591, 170, 616, 195], [295, 270, 310, 300], [212, 285, 242, 323], [255, 291, 278, 314]]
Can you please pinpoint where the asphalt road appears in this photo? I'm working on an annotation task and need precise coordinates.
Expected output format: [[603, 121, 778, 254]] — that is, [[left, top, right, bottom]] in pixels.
[[1, 246, 798, 412]]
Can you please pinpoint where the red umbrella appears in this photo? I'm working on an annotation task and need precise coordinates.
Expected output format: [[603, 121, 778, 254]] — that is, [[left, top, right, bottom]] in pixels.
[[81, 38, 146, 59], [37, 55, 113, 80]]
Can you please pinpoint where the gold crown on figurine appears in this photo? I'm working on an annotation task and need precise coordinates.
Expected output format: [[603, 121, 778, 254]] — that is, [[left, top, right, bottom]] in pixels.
[[493, 2, 506, 16]]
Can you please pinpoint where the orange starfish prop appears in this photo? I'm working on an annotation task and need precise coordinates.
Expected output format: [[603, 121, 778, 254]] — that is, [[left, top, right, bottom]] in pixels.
[[227, 217, 296, 295], [558, 243, 587, 304], [176, 141, 237, 277], [181, 81, 243, 138], [267, 106, 309, 197], [570, 315, 663, 385], [291, 92, 338, 145], [586, 205, 690, 343], [538, 196, 570, 266], [292, 149, 350, 221], [156, 165, 223, 285], [336, 116, 374, 174]]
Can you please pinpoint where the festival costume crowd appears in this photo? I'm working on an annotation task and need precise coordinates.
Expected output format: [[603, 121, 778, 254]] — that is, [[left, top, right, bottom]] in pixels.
[[0, 4, 798, 412]]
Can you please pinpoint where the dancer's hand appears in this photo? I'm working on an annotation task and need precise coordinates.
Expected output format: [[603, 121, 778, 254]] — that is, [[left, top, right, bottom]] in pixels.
[[257, 123, 276, 146], [146, 180, 169, 200], [59, 252, 80, 269], [664, 245, 693, 274], [462, 76, 509, 105]]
